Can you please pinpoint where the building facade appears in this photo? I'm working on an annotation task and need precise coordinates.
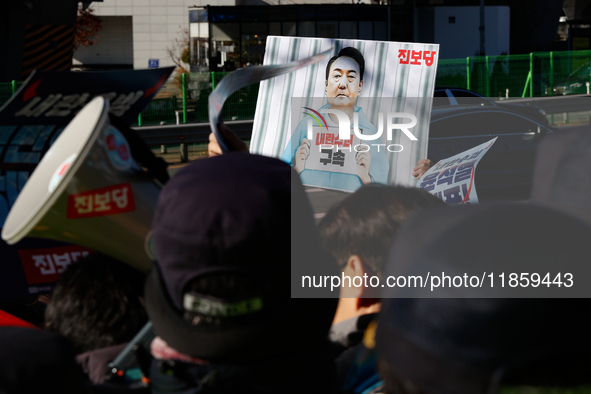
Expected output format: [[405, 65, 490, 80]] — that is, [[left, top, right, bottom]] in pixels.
[[75, 0, 567, 72], [189, 4, 412, 72]]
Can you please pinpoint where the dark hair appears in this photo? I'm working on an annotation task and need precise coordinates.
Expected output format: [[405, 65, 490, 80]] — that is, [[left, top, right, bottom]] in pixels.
[[45, 253, 148, 354], [317, 185, 444, 276], [325, 47, 365, 81]]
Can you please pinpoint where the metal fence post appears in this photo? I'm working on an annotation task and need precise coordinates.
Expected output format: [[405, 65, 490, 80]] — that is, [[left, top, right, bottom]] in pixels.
[[138, 113, 142, 127], [11, 80, 16, 95], [549, 51, 554, 96], [521, 71, 532, 98], [182, 73, 187, 124], [466, 57, 471, 90], [180, 143, 188, 163], [211, 71, 216, 91], [175, 110, 188, 163], [529, 52, 534, 97]]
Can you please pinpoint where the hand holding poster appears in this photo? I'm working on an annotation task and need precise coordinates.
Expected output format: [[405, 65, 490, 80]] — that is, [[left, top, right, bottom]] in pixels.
[[418, 137, 497, 204], [208, 49, 332, 152], [251, 37, 439, 192]]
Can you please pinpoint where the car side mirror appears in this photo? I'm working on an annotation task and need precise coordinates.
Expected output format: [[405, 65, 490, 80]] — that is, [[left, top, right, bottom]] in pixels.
[[536, 125, 548, 137], [522, 126, 543, 141]]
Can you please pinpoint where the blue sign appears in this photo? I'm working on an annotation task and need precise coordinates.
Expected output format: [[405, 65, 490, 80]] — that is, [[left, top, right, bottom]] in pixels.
[[148, 59, 159, 68]]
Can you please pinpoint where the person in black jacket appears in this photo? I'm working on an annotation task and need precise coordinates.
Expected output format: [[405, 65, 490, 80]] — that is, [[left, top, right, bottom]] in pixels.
[[144, 153, 338, 394]]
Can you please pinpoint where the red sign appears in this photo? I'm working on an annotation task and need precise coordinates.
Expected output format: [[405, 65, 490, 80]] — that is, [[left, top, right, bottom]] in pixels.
[[67, 183, 136, 219], [18, 246, 94, 285]]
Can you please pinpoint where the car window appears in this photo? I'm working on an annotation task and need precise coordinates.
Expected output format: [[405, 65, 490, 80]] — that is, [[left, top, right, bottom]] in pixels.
[[454, 96, 491, 106], [448, 89, 482, 98], [430, 112, 539, 138]]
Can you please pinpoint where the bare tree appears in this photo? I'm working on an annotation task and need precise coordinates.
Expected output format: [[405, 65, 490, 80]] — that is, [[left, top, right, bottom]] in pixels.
[[167, 26, 191, 74]]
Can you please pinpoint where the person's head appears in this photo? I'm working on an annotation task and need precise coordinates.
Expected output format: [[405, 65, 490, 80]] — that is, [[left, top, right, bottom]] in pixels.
[[44, 253, 148, 354], [376, 203, 591, 393], [318, 184, 444, 323], [144, 153, 336, 365], [0, 326, 87, 394], [325, 47, 365, 112]]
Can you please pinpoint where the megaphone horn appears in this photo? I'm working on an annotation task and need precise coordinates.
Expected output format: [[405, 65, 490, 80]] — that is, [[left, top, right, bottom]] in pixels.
[[2, 96, 160, 272]]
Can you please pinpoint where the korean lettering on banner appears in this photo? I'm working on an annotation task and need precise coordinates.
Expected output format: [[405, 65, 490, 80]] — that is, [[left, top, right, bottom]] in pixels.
[[0, 125, 62, 226], [0, 68, 175, 229], [14, 91, 144, 119], [305, 125, 360, 175], [398, 50, 437, 66], [67, 183, 136, 219], [1, 67, 175, 125], [18, 245, 94, 285], [418, 138, 497, 205]]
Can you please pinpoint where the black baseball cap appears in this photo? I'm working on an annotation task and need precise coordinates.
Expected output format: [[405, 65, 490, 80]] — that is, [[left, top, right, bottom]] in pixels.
[[145, 153, 336, 361]]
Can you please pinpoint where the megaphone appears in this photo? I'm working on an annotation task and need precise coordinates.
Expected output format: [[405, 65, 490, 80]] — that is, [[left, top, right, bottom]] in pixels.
[[2, 96, 160, 272]]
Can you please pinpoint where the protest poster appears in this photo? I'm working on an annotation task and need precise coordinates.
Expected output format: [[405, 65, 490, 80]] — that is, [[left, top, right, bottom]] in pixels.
[[250, 36, 439, 192], [208, 50, 331, 151], [304, 120, 360, 175], [0, 67, 173, 299], [418, 137, 497, 204]]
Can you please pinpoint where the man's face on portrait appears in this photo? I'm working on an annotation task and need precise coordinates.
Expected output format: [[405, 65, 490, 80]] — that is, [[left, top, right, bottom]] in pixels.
[[325, 56, 363, 110]]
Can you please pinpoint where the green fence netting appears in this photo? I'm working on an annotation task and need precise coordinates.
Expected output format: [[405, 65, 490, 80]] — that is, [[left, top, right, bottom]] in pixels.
[[133, 71, 259, 126], [0, 81, 23, 108], [3, 50, 591, 126], [435, 50, 591, 98]]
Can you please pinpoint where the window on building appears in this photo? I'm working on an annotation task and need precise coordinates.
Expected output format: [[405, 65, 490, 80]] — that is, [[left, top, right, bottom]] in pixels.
[[317, 21, 338, 38], [283, 22, 296, 36], [241, 23, 267, 66], [298, 21, 315, 37], [211, 23, 240, 71], [190, 20, 210, 72], [339, 21, 357, 39]]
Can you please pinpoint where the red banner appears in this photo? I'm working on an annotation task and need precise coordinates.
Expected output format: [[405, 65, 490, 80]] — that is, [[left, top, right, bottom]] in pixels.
[[67, 183, 136, 219], [18, 245, 94, 285]]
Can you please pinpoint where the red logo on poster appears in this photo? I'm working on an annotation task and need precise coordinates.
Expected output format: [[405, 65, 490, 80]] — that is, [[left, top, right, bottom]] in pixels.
[[18, 246, 94, 285], [67, 183, 136, 219], [398, 49, 437, 66]]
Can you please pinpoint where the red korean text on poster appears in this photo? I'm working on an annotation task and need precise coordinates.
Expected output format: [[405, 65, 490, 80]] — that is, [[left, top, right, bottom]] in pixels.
[[67, 183, 136, 219], [398, 49, 437, 66]]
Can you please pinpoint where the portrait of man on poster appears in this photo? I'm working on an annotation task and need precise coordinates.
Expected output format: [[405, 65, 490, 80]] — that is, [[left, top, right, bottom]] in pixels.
[[281, 47, 389, 192]]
